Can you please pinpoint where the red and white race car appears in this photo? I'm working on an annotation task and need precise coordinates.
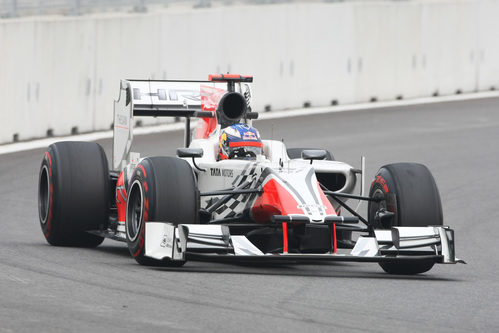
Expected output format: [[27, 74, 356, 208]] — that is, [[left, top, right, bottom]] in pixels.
[[37, 74, 464, 274]]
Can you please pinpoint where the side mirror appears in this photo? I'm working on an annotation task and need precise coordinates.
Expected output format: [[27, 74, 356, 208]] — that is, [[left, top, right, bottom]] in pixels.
[[177, 148, 205, 172], [177, 148, 203, 158], [301, 149, 327, 164], [245, 111, 259, 120]]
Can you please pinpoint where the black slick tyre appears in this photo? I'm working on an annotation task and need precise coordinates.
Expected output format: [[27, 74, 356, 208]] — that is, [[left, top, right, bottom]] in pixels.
[[38, 142, 109, 247], [125, 156, 199, 266], [368, 163, 443, 275]]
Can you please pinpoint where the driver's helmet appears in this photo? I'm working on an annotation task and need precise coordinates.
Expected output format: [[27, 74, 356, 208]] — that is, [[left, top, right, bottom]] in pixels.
[[218, 124, 263, 160]]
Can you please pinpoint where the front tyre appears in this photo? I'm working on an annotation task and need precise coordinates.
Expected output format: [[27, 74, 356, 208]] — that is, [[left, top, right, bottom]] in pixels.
[[125, 157, 199, 266], [38, 142, 108, 247], [368, 163, 442, 275]]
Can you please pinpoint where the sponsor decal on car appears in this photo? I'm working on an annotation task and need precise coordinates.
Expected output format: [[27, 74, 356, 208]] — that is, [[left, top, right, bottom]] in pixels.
[[297, 203, 327, 214], [210, 168, 234, 177], [160, 234, 173, 250]]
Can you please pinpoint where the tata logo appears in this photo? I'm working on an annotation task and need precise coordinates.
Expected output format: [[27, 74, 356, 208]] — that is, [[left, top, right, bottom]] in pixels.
[[210, 168, 233, 177]]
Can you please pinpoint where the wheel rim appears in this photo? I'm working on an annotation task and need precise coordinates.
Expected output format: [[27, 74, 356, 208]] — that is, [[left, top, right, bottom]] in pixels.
[[126, 180, 144, 242], [38, 165, 50, 224]]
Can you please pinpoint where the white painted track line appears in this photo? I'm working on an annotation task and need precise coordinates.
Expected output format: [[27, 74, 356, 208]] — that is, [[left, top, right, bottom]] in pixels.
[[1, 90, 498, 156]]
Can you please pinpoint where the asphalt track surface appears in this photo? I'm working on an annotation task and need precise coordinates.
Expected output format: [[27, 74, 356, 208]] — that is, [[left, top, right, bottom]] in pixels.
[[1, 97, 499, 332]]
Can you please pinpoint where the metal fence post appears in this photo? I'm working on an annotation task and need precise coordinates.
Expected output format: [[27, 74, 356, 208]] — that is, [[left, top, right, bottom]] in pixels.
[[68, 0, 80, 15], [134, 0, 147, 12], [6, 0, 18, 17]]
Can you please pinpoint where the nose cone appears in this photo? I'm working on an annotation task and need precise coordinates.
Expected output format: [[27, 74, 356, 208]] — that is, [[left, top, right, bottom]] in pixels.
[[251, 168, 336, 223]]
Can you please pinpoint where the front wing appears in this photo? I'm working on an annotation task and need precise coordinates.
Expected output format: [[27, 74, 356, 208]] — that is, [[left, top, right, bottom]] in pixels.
[[144, 222, 465, 265]]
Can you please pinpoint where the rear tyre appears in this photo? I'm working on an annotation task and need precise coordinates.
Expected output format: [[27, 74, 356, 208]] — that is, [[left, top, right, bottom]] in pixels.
[[368, 163, 442, 274], [38, 142, 108, 247], [126, 157, 199, 266], [287, 148, 334, 161]]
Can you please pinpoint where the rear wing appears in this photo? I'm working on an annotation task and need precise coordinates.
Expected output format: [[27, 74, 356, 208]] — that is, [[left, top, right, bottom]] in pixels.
[[112, 78, 252, 171], [124, 80, 217, 117]]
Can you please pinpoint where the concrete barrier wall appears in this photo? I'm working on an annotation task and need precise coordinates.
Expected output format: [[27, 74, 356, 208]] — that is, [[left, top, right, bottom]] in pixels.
[[1, 0, 498, 144]]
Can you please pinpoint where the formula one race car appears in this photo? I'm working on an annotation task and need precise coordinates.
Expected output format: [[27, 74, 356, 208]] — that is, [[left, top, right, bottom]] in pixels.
[[37, 74, 464, 274]]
